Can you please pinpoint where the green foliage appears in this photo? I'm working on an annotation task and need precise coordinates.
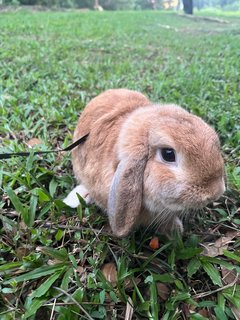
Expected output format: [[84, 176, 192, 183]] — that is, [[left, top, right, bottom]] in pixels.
[[100, 0, 136, 10], [1, 0, 147, 9], [2, 0, 240, 10], [0, 10, 240, 319]]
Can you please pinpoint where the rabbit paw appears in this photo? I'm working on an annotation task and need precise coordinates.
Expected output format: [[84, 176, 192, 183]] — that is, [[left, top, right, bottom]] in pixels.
[[156, 216, 183, 235], [172, 216, 184, 233], [63, 185, 92, 208]]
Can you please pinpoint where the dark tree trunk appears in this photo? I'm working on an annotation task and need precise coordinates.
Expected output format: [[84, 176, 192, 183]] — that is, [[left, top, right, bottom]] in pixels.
[[182, 0, 193, 14]]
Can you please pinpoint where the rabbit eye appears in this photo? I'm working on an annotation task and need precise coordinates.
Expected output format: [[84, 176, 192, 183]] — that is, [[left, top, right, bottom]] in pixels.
[[161, 148, 176, 163]]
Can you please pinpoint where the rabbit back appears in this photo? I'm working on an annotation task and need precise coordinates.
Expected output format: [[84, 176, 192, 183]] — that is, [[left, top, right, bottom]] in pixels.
[[72, 89, 151, 209]]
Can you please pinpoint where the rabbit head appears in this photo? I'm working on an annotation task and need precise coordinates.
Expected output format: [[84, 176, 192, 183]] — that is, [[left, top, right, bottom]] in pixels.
[[108, 103, 225, 237]]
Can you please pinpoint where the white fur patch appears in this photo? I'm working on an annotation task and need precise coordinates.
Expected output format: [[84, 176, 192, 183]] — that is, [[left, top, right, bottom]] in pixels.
[[63, 185, 92, 208], [174, 217, 184, 233]]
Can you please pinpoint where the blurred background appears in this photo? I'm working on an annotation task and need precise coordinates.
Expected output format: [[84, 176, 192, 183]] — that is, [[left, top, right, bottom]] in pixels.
[[0, 0, 240, 16]]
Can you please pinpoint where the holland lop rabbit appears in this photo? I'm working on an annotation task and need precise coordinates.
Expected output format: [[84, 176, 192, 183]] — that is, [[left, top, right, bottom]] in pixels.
[[64, 89, 225, 237]]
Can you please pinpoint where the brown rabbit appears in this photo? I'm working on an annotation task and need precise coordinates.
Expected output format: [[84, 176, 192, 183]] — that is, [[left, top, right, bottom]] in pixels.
[[64, 89, 225, 237]]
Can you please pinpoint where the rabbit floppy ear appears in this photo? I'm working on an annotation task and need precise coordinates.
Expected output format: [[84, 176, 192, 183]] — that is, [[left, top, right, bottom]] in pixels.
[[108, 153, 148, 238]]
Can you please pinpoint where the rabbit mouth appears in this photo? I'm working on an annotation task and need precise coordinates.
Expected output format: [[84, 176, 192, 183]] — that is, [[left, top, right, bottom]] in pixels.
[[162, 197, 211, 211], [164, 202, 185, 212]]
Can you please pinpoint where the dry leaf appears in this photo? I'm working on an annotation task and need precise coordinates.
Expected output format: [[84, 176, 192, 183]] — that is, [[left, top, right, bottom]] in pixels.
[[1, 292, 16, 304], [76, 266, 84, 274], [221, 267, 240, 285], [156, 282, 170, 301], [81, 217, 88, 225], [101, 262, 117, 286], [59, 214, 67, 223], [124, 277, 141, 290], [181, 303, 191, 316], [202, 245, 219, 257], [125, 296, 133, 320], [215, 236, 236, 248], [149, 236, 160, 250], [188, 304, 197, 312], [202, 234, 236, 257], [76, 265, 87, 282], [27, 138, 42, 147], [105, 292, 112, 303], [15, 246, 31, 259], [225, 230, 240, 239], [198, 308, 211, 317], [47, 259, 63, 265], [19, 221, 28, 231], [232, 306, 240, 320]]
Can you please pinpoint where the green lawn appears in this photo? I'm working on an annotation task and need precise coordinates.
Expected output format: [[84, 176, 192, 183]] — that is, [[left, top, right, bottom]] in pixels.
[[0, 9, 240, 320]]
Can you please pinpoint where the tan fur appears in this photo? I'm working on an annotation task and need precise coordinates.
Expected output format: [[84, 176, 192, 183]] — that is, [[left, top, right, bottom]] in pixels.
[[71, 89, 225, 237]]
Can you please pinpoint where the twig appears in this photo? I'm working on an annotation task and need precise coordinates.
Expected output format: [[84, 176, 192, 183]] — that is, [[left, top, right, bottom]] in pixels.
[[43, 302, 110, 306], [178, 13, 229, 24], [192, 274, 239, 299], [45, 285, 77, 304], [53, 287, 94, 320], [125, 296, 134, 320], [42, 222, 113, 237], [49, 298, 56, 320]]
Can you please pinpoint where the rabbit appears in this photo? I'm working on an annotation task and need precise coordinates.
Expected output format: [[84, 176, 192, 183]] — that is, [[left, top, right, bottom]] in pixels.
[[63, 89, 225, 238]]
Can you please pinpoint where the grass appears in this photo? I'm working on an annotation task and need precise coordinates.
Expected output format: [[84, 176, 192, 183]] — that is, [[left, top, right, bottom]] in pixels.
[[0, 9, 240, 320]]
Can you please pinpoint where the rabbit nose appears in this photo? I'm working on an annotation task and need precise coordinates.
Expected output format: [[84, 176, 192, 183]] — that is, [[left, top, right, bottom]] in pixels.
[[217, 178, 226, 198], [204, 195, 215, 204], [205, 179, 225, 203]]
